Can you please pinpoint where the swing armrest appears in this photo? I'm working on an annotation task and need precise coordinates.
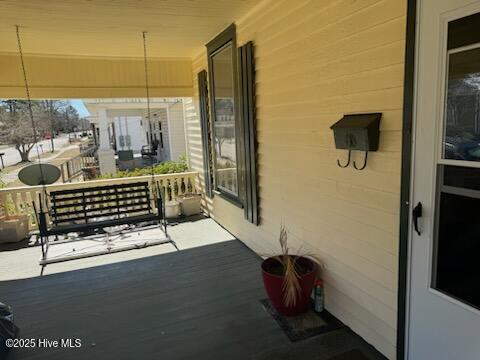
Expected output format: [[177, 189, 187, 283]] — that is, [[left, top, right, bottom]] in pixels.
[[32, 200, 48, 235], [37, 210, 49, 237], [32, 201, 40, 228], [156, 197, 164, 220]]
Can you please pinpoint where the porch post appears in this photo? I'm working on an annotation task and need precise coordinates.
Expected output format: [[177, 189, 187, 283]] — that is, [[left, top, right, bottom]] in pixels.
[[97, 107, 116, 175]]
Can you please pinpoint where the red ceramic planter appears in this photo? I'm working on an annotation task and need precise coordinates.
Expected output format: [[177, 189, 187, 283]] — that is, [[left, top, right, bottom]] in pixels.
[[261, 256, 317, 316]]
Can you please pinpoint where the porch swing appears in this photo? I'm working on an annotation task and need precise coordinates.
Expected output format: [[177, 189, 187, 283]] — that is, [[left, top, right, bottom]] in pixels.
[[13, 27, 177, 265]]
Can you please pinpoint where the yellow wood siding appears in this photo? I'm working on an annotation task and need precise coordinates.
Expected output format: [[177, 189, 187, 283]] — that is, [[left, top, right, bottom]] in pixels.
[[167, 101, 187, 161], [185, 1, 407, 358], [0, 54, 193, 98]]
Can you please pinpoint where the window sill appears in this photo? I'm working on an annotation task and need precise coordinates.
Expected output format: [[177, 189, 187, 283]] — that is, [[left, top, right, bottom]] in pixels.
[[213, 190, 243, 209]]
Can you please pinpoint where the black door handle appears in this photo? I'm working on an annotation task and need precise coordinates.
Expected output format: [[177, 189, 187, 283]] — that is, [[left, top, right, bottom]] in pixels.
[[412, 202, 422, 236]]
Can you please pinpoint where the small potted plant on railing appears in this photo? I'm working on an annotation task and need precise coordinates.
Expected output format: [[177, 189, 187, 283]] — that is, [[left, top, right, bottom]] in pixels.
[[261, 225, 320, 316]]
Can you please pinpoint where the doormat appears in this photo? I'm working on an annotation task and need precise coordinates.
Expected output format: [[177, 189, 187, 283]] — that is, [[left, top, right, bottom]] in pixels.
[[260, 298, 343, 342], [328, 349, 369, 360]]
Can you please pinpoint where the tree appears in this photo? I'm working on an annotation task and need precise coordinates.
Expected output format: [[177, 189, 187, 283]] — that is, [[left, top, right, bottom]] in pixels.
[[61, 104, 80, 132], [0, 100, 86, 163], [35, 100, 82, 134], [40, 100, 67, 152], [0, 101, 49, 162]]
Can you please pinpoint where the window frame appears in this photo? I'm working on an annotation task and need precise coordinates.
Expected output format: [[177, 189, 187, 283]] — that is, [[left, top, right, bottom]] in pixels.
[[206, 23, 245, 207], [438, 43, 480, 168]]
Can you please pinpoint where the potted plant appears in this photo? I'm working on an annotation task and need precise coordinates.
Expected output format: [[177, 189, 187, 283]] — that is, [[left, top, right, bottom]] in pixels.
[[177, 193, 202, 216], [164, 201, 181, 218], [261, 225, 319, 316], [0, 214, 30, 244]]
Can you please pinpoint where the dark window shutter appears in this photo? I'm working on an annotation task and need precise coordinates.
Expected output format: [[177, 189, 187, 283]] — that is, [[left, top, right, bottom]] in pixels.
[[238, 42, 259, 225], [198, 70, 214, 198]]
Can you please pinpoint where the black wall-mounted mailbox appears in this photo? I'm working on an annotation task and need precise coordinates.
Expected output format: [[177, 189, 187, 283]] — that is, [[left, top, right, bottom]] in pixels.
[[330, 113, 382, 170], [330, 113, 381, 151]]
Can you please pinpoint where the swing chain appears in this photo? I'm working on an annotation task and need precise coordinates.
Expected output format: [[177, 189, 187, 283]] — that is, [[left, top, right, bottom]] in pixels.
[[142, 31, 159, 201]]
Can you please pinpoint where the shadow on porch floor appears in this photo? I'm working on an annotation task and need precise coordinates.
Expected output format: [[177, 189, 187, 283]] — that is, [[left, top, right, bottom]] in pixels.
[[0, 221, 386, 360]]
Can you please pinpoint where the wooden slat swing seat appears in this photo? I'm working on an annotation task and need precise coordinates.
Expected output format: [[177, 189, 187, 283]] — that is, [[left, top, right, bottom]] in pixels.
[[35, 181, 175, 265]]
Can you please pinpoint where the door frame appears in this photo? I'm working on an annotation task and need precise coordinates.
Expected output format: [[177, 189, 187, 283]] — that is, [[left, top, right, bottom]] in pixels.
[[397, 0, 417, 359]]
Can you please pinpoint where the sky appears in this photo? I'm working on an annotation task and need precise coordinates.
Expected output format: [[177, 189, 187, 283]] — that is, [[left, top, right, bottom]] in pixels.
[[69, 100, 90, 118]]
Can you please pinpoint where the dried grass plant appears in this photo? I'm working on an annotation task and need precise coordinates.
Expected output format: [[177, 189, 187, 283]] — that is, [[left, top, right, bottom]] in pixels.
[[269, 224, 321, 307]]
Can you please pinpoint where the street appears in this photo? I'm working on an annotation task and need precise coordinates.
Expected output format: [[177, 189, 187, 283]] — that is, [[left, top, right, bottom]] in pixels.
[[0, 135, 69, 167]]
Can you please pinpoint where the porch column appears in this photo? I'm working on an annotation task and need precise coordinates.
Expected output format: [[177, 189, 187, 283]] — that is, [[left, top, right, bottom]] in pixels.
[[97, 108, 116, 175]]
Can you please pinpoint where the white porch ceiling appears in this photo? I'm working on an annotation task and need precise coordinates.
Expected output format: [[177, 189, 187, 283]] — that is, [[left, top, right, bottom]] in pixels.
[[0, 0, 260, 58]]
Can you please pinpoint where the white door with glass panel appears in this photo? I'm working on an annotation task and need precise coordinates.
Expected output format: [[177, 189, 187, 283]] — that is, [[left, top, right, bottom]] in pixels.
[[409, 1, 480, 359]]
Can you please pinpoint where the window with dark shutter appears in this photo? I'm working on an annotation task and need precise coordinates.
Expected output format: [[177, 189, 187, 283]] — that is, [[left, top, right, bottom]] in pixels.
[[205, 25, 258, 220]]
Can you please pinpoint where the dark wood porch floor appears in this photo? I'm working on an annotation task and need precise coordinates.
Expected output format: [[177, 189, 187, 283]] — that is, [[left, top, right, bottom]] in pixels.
[[0, 240, 386, 360]]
